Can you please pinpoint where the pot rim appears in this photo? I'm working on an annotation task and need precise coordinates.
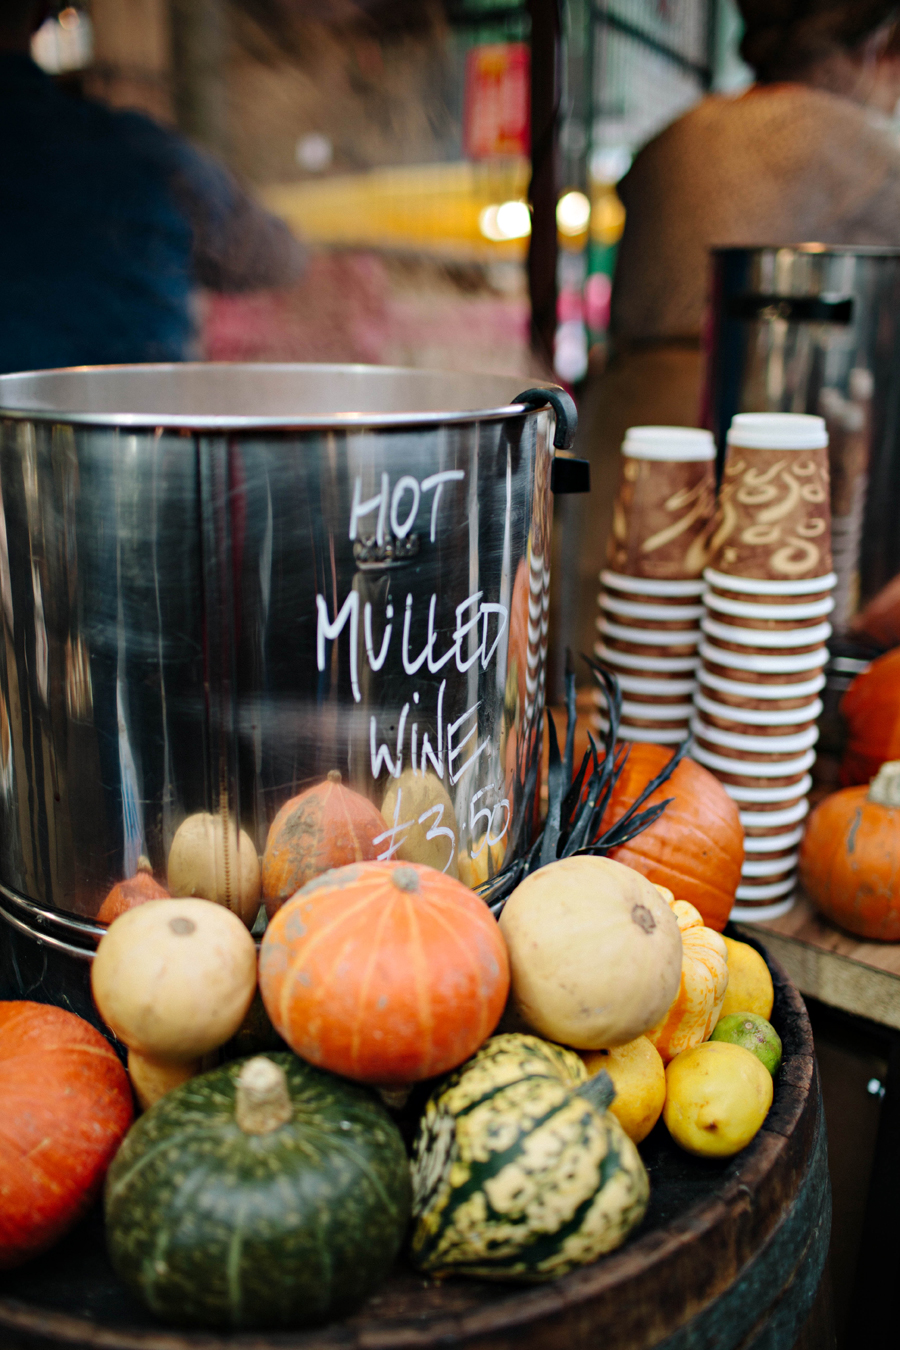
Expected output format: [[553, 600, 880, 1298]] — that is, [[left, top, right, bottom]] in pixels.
[[0, 361, 545, 431]]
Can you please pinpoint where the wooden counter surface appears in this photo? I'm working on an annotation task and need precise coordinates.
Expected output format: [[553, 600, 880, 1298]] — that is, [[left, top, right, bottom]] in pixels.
[[740, 895, 900, 1032]]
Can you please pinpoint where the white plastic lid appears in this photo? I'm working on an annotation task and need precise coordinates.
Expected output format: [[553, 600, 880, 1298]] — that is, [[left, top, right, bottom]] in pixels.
[[727, 413, 827, 450], [623, 426, 716, 461]]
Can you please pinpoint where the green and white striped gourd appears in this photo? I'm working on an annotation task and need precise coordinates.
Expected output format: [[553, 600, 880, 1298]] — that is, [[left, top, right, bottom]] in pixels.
[[105, 1054, 411, 1329], [410, 1033, 649, 1281]]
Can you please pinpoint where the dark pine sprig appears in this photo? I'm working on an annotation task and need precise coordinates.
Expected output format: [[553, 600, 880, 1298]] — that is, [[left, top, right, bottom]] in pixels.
[[477, 653, 691, 918]]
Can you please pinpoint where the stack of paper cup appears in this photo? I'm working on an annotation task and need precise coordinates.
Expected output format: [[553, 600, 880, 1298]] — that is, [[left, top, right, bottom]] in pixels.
[[693, 413, 836, 921], [594, 426, 716, 743]]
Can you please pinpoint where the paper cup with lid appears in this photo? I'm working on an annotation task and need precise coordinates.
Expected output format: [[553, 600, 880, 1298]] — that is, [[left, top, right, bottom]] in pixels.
[[606, 426, 716, 579], [708, 414, 832, 582]]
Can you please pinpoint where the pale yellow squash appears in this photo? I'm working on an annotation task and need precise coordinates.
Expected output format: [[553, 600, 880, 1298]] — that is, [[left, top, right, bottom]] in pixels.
[[92, 898, 258, 1105], [167, 812, 261, 927], [381, 769, 459, 878], [498, 856, 683, 1049]]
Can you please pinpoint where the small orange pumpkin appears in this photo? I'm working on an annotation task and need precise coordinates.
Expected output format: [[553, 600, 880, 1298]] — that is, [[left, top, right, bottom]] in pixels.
[[799, 760, 900, 940], [645, 888, 729, 1064], [597, 743, 744, 932], [839, 648, 900, 786], [262, 770, 386, 917], [97, 856, 169, 924], [259, 860, 510, 1085], [0, 1003, 133, 1269]]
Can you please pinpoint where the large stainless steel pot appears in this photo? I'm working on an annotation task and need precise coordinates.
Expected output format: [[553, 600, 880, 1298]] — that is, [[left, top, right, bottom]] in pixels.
[[0, 364, 579, 980]]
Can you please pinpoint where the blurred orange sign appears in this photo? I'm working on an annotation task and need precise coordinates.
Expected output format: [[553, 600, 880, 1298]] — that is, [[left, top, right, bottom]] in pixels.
[[463, 43, 530, 160]]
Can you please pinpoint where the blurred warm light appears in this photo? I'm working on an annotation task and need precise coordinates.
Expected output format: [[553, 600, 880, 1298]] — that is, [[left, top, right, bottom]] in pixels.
[[479, 200, 531, 242], [556, 190, 591, 237], [58, 7, 79, 28], [590, 188, 626, 245]]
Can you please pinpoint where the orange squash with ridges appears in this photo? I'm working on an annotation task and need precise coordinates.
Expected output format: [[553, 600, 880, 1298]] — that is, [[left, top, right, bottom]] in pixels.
[[800, 761, 900, 940], [0, 1003, 133, 1269], [97, 856, 169, 925], [262, 771, 386, 917], [597, 743, 744, 932], [258, 860, 510, 1085]]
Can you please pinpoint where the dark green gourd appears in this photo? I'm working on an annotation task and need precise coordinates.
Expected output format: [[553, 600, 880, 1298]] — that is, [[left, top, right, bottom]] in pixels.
[[104, 1053, 411, 1329]]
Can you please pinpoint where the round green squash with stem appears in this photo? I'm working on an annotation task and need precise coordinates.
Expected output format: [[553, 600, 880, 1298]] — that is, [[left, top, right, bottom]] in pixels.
[[104, 1054, 411, 1329]]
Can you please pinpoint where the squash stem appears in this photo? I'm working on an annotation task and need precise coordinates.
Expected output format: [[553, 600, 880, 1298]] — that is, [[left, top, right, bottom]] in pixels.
[[574, 1067, 616, 1114], [235, 1056, 293, 1134], [868, 760, 900, 808]]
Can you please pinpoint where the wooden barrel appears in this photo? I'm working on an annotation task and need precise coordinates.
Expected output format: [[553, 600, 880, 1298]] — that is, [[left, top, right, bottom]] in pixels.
[[0, 941, 829, 1350]]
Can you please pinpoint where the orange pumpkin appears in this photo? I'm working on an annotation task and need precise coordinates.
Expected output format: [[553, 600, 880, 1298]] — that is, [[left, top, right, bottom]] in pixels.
[[645, 888, 729, 1063], [799, 761, 900, 940], [97, 856, 169, 924], [839, 648, 900, 786], [262, 770, 386, 917], [597, 743, 744, 932], [0, 1002, 133, 1269], [259, 860, 510, 1085]]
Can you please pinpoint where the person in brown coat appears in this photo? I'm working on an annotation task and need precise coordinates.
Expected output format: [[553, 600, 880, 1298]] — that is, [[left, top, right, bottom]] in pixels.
[[569, 0, 900, 676]]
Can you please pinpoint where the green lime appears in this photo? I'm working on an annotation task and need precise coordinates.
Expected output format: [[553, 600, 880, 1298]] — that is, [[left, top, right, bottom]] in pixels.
[[711, 1013, 782, 1077]]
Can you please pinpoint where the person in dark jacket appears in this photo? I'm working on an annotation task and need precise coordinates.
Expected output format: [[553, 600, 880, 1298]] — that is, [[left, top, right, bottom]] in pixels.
[[0, 0, 305, 374]]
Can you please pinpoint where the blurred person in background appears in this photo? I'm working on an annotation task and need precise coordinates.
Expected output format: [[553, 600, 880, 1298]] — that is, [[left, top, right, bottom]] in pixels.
[[0, 0, 305, 374], [572, 0, 900, 671]]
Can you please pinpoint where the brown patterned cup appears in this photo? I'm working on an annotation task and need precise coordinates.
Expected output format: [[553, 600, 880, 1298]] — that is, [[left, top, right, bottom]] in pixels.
[[591, 711, 689, 746], [594, 641, 701, 676], [698, 640, 828, 682], [708, 414, 832, 581], [697, 671, 825, 711], [599, 625, 703, 659], [606, 427, 716, 579], [693, 690, 821, 737]]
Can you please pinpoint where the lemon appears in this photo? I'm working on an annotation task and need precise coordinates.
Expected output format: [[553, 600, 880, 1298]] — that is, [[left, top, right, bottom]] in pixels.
[[582, 1036, 666, 1143], [664, 1041, 773, 1157], [720, 936, 774, 1020]]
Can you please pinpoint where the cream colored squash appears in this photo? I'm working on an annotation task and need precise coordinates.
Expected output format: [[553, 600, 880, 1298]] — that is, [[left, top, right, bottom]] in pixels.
[[92, 899, 258, 1105], [498, 856, 683, 1049], [167, 812, 261, 927], [126, 1050, 199, 1112], [381, 770, 459, 878]]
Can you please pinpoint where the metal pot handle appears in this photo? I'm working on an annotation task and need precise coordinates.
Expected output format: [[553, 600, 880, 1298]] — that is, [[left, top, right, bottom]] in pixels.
[[513, 387, 590, 494]]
